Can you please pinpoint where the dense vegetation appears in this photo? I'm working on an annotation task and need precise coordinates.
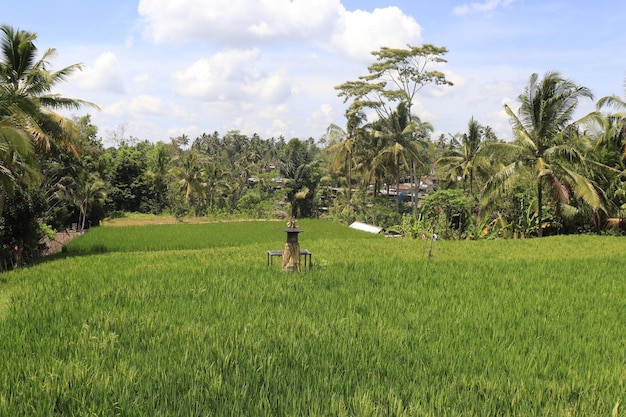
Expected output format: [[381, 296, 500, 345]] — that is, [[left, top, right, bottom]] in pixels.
[[1, 25, 626, 271], [1, 220, 625, 415]]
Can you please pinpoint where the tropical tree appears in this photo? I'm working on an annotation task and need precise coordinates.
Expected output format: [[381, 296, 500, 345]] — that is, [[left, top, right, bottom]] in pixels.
[[325, 110, 367, 221], [485, 71, 605, 237], [372, 101, 433, 212], [0, 25, 97, 265], [0, 120, 36, 215], [77, 172, 106, 231], [0, 25, 97, 156], [437, 117, 494, 196], [594, 94, 626, 218], [203, 160, 230, 213], [336, 44, 452, 124], [55, 170, 106, 231], [145, 142, 172, 213], [278, 138, 320, 218], [169, 152, 206, 215], [335, 44, 450, 216]]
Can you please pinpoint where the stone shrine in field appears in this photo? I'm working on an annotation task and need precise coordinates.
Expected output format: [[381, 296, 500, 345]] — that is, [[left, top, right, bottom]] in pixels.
[[282, 219, 302, 272]]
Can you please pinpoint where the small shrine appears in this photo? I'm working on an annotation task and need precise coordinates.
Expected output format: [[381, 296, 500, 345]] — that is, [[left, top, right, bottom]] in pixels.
[[282, 219, 303, 271], [266, 219, 312, 271]]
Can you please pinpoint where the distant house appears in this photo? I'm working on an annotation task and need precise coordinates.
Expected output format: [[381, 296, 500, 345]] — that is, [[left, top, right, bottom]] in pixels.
[[380, 177, 437, 204]]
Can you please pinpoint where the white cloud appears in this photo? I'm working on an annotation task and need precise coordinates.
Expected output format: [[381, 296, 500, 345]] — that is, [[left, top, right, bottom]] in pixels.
[[330, 7, 422, 61], [101, 95, 163, 119], [133, 74, 156, 92], [137, 0, 341, 45], [166, 125, 200, 139], [172, 49, 293, 107], [137, 0, 422, 61], [73, 52, 126, 94], [240, 69, 292, 104], [130, 95, 164, 115], [453, 0, 515, 16]]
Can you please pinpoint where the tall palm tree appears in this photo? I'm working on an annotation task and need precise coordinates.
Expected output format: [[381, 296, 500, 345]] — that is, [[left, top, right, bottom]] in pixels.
[[437, 117, 493, 196], [591, 95, 626, 217], [0, 25, 97, 220], [56, 171, 107, 231], [372, 101, 432, 212], [326, 109, 366, 221], [0, 25, 97, 155], [203, 160, 230, 213], [486, 71, 605, 237], [0, 119, 34, 190], [170, 152, 207, 211]]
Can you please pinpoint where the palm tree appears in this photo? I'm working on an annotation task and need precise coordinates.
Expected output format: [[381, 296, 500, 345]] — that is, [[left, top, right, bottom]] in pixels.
[[0, 114, 40, 219], [170, 152, 207, 215], [76, 172, 106, 231], [437, 117, 493, 196], [486, 71, 605, 237], [145, 142, 171, 213], [0, 119, 34, 192], [372, 101, 432, 212], [203, 160, 230, 213], [326, 110, 366, 221], [0, 25, 97, 220], [0, 25, 97, 155], [591, 95, 626, 218]]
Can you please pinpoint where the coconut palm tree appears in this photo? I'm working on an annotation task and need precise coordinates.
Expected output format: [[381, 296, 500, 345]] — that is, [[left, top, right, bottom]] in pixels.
[[170, 152, 207, 215], [437, 117, 493, 196], [54, 170, 107, 231], [326, 109, 366, 221], [0, 25, 97, 222], [203, 160, 230, 213], [590, 95, 626, 217], [372, 101, 432, 212], [0, 119, 34, 190], [0, 25, 97, 155], [485, 71, 605, 237]]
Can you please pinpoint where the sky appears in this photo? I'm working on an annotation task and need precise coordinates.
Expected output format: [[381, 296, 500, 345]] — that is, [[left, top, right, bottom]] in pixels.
[[4, 0, 626, 145]]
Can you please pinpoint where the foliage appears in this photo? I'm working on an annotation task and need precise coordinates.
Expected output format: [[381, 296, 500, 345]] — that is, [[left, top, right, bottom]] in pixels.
[[0, 25, 96, 266], [437, 117, 498, 196], [334, 44, 448, 215], [485, 71, 604, 237], [278, 138, 321, 218], [0, 186, 45, 270], [336, 44, 452, 122], [4, 24, 626, 257], [386, 213, 430, 238], [419, 189, 472, 239]]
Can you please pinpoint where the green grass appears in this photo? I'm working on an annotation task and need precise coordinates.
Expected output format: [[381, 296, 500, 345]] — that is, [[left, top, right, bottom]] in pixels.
[[1, 220, 625, 416]]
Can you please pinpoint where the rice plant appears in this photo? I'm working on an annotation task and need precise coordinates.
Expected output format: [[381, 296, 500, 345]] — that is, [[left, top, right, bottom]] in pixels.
[[1, 221, 625, 416]]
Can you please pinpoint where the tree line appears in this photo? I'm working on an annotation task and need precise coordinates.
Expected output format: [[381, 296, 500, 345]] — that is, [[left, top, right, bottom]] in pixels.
[[2, 25, 625, 269]]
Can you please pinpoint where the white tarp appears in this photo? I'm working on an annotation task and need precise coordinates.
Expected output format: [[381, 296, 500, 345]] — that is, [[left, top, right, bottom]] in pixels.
[[349, 221, 383, 234]]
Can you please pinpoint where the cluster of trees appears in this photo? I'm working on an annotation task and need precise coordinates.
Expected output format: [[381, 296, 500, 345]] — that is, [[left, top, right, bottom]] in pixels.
[[2, 26, 626, 269], [0, 25, 324, 269], [328, 51, 626, 239]]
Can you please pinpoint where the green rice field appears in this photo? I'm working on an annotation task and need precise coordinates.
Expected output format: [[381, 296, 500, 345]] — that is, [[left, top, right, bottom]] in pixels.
[[1, 219, 625, 416]]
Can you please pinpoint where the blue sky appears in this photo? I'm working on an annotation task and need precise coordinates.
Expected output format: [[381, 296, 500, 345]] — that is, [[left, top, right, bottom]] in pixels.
[[4, 0, 626, 144]]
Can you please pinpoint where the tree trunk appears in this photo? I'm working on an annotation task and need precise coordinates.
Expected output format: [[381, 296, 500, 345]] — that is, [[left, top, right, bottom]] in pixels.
[[537, 177, 543, 238], [0, 187, 6, 220], [14, 238, 23, 269], [395, 156, 400, 213], [347, 158, 352, 223], [411, 161, 418, 216]]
